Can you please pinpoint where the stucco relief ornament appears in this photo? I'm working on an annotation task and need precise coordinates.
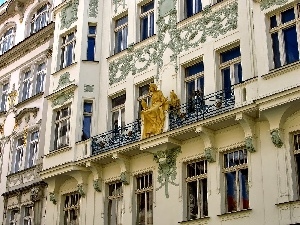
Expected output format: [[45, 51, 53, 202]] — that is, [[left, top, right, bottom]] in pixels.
[[204, 147, 216, 163], [84, 84, 94, 92], [245, 136, 255, 153], [52, 90, 74, 107], [88, 0, 99, 17], [60, 0, 79, 30], [77, 184, 86, 197], [30, 186, 41, 202], [259, 0, 288, 10], [8, 84, 17, 109], [55, 72, 75, 91], [153, 147, 181, 198], [120, 171, 130, 185], [93, 179, 101, 192], [49, 192, 57, 204], [270, 129, 283, 148], [140, 83, 169, 139]]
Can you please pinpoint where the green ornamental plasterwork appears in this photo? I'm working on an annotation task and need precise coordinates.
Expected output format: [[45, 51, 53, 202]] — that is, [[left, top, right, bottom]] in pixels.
[[270, 129, 283, 148], [60, 0, 79, 30], [49, 192, 57, 204], [204, 147, 216, 163], [259, 0, 288, 10], [109, 1, 238, 85], [89, 0, 99, 18], [52, 90, 74, 107], [77, 184, 86, 197], [245, 136, 255, 153], [55, 72, 75, 91], [153, 147, 181, 198], [93, 179, 101, 192], [112, 0, 127, 13]]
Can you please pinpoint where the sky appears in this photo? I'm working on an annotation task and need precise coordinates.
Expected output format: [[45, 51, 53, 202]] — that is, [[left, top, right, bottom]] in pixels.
[[0, 0, 6, 5]]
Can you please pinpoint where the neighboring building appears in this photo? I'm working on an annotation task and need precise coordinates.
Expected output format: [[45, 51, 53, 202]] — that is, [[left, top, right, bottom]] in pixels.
[[0, 0, 53, 224], [1, 0, 300, 225]]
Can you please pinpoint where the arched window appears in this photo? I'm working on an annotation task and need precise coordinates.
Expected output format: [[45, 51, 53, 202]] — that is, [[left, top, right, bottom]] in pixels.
[[30, 3, 50, 35], [0, 27, 15, 55]]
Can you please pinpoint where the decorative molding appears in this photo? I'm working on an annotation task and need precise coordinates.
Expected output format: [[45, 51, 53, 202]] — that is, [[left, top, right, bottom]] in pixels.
[[84, 84, 94, 92], [45, 146, 72, 157], [236, 113, 256, 153], [77, 183, 86, 197], [15, 107, 39, 126], [49, 192, 57, 204], [108, 1, 238, 85], [153, 147, 181, 198], [270, 128, 283, 148], [8, 89, 17, 109], [93, 179, 101, 192], [204, 147, 216, 163], [60, 0, 79, 30], [245, 136, 255, 153], [51, 89, 74, 107], [112, 153, 130, 185], [30, 186, 42, 202], [218, 209, 251, 221], [55, 72, 75, 91], [112, 0, 127, 13], [89, 0, 99, 17], [259, 0, 288, 10]]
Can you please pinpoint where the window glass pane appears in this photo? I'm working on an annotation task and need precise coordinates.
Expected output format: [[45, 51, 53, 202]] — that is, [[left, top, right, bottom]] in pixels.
[[270, 15, 277, 28], [89, 26, 96, 34], [222, 68, 231, 90], [82, 116, 91, 140], [142, 1, 154, 13], [281, 8, 295, 24], [84, 102, 93, 113], [234, 63, 242, 84], [271, 33, 281, 68], [221, 47, 241, 63], [186, 80, 195, 102], [186, 62, 204, 77], [240, 169, 249, 209], [226, 172, 237, 212], [116, 16, 128, 27], [142, 17, 149, 40], [283, 26, 299, 64], [295, 154, 300, 196], [87, 37, 95, 61], [112, 95, 126, 108]]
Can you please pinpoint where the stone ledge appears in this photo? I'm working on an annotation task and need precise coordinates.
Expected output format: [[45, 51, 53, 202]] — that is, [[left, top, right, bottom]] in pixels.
[[45, 146, 72, 157]]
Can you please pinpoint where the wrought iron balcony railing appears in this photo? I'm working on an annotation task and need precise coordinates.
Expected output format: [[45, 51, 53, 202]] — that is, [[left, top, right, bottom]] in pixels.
[[91, 119, 141, 155], [169, 88, 235, 130]]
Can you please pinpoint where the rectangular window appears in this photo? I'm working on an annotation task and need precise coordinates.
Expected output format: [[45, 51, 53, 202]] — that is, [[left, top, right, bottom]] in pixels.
[[54, 106, 71, 150], [220, 46, 242, 99], [23, 206, 33, 225], [61, 31, 76, 69], [108, 182, 123, 225], [9, 209, 19, 225], [27, 131, 39, 168], [87, 25, 96, 61], [30, 3, 50, 35], [115, 16, 128, 53], [13, 137, 24, 173], [137, 83, 151, 118], [223, 149, 249, 212], [0, 82, 9, 112], [35, 62, 46, 94], [270, 6, 300, 68], [185, 62, 204, 105], [82, 101, 92, 141], [63, 193, 80, 225], [0, 28, 15, 55], [140, 1, 154, 41], [111, 94, 126, 130], [21, 70, 32, 101], [186, 0, 202, 18], [293, 133, 300, 196], [136, 173, 153, 225], [186, 160, 208, 219]]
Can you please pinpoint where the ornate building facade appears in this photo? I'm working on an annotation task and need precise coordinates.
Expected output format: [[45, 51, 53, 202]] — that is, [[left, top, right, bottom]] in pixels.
[[1, 0, 300, 225]]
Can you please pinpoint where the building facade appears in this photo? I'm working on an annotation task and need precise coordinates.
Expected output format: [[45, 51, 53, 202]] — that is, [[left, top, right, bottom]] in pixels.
[[1, 0, 300, 225]]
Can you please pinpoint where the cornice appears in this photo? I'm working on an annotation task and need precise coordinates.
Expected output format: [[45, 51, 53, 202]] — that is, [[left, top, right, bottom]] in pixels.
[[262, 61, 300, 80], [15, 92, 44, 108], [46, 84, 77, 100], [0, 22, 55, 70]]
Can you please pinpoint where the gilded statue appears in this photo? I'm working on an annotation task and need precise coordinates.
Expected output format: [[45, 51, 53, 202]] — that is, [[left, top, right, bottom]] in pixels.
[[141, 83, 168, 139]]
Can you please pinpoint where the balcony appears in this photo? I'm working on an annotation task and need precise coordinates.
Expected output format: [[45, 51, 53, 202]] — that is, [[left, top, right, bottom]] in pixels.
[[91, 88, 235, 155]]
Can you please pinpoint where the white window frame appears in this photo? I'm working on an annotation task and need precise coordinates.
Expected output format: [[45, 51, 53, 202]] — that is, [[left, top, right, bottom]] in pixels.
[[21, 70, 32, 102], [0, 27, 15, 55], [137, 83, 151, 118], [185, 62, 204, 103], [114, 16, 128, 54], [26, 130, 39, 168], [63, 192, 80, 225], [54, 106, 71, 150], [23, 205, 33, 225], [0, 82, 9, 112], [135, 172, 153, 225], [111, 94, 126, 129], [107, 181, 123, 225], [30, 3, 50, 35], [87, 24, 97, 61], [60, 31, 76, 69], [13, 137, 25, 173], [82, 101, 93, 141], [185, 159, 208, 220], [35, 62, 47, 94], [9, 209, 19, 225], [140, 1, 155, 41]]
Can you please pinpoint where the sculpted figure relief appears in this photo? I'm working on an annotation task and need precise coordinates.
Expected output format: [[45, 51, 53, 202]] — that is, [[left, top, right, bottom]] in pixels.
[[141, 83, 169, 139]]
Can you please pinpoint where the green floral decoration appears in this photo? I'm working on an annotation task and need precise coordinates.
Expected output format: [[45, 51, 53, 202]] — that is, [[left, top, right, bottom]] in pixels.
[[153, 147, 181, 198], [89, 0, 98, 17], [260, 0, 288, 10], [60, 0, 79, 30], [112, 0, 127, 13]]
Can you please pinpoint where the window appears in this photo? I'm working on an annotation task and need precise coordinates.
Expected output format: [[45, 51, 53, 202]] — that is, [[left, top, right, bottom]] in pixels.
[[140, 1, 154, 41], [185, 0, 202, 18], [136, 173, 153, 225], [186, 160, 208, 219], [13, 137, 24, 173], [21, 70, 32, 101], [108, 182, 123, 225], [185, 62, 204, 105], [114, 16, 128, 53], [223, 149, 249, 212], [111, 94, 126, 130], [23, 206, 33, 225], [137, 83, 151, 117], [63, 193, 80, 225], [270, 6, 300, 69], [61, 31, 76, 69], [293, 133, 300, 196], [30, 3, 50, 35], [9, 209, 19, 225], [36, 62, 46, 94], [0, 27, 15, 55], [82, 101, 92, 141], [27, 131, 39, 168], [220, 46, 242, 98], [0, 82, 9, 112], [87, 25, 96, 61], [54, 106, 71, 150]]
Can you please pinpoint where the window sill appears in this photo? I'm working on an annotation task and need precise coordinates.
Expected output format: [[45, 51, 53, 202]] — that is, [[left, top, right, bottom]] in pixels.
[[217, 208, 252, 219], [75, 138, 91, 145], [46, 146, 71, 157], [7, 165, 37, 177], [276, 199, 300, 206], [15, 92, 44, 108], [82, 60, 99, 63], [52, 62, 77, 76], [262, 60, 300, 80], [179, 216, 210, 224]]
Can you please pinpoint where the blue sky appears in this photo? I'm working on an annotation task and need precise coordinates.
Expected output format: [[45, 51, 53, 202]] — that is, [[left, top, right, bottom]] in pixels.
[[0, 0, 6, 5]]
